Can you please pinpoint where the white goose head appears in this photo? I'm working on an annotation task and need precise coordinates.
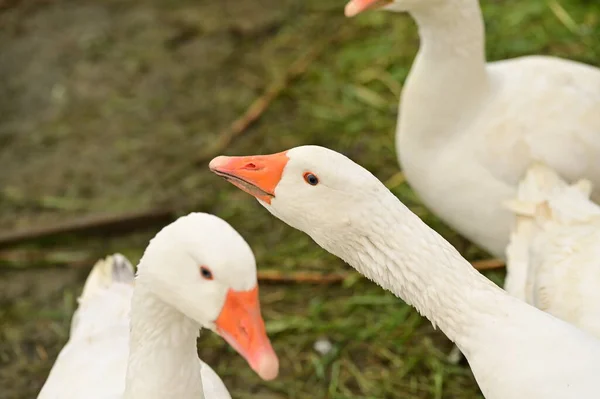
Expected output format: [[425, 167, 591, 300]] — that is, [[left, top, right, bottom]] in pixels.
[[208, 146, 390, 254], [137, 212, 279, 380]]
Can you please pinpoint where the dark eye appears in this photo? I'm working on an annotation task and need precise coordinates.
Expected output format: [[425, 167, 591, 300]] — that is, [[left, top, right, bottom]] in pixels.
[[200, 266, 213, 280], [303, 172, 319, 186]]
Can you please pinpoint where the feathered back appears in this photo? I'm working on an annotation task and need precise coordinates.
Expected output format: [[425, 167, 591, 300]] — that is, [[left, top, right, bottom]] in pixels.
[[503, 163, 598, 300], [504, 163, 600, 338], [70, 254, 135, 338]]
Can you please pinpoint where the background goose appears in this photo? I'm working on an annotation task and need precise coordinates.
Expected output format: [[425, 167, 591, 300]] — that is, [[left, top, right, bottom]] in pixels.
[[37, 213, 278, 399], [504, 163, 600, 337], [344, 0, 600, 258], [210, 146, 600, 398]]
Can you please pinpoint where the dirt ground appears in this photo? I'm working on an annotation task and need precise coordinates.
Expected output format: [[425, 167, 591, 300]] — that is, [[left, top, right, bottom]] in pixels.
[[1, 0, 598, 398]]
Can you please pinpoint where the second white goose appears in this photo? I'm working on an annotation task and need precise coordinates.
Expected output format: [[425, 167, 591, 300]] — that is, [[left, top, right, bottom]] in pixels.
[[344, 0, 600, 258], [210, 146, 600, 399], [37, 213, 278, 399]]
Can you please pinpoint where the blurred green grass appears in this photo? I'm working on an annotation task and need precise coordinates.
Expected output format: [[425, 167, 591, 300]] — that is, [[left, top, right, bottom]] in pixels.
[[0, 0, 598, 398]]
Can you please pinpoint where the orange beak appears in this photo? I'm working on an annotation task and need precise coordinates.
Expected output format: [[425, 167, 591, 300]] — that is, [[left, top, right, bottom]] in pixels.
[[215, 286, 279, 380], [209, 152, 289, 204], [344, 0, 393, 17]]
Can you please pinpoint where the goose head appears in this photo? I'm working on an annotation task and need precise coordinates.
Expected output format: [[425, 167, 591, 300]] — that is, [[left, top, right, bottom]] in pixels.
[[209, 146, 389, 255], [137, 212, 279, 380], [344, 0, 441, 16]]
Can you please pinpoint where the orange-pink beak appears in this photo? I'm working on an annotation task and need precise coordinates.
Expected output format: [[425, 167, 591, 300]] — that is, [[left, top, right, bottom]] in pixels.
[[209, 153, 287, 380], [345, 0, 393, 17], [209, 152, 289, 204], [215, 286, 278, 380]]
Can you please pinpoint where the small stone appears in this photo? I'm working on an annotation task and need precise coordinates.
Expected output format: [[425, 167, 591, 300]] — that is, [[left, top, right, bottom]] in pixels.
[[313, 337, 333, 356]]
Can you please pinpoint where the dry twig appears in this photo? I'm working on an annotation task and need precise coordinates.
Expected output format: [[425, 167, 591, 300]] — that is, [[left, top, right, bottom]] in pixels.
[[0, 208, 175, 249], [256, 258, 505, 285], [0, 248, 91, 268], [195, 27, 352, 165], [257, 270, 351, 284], [471, 258, 505, 271]]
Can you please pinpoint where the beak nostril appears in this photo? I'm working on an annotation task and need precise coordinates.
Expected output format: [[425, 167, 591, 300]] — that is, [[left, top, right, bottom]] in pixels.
[[239, 322, 250, 338], [243, 162, 257, 170]]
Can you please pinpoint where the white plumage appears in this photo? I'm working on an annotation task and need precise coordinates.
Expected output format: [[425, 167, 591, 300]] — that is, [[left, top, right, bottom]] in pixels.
[[505, 163, 600, 338], [37, 254, 231, 399]]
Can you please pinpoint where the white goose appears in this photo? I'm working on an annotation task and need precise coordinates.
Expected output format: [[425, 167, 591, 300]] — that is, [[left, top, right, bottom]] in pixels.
[[344, 0, 600, 258], [504, 163, 600, 337], [210, 146, 600, 398], [37, 213, 278, 399]]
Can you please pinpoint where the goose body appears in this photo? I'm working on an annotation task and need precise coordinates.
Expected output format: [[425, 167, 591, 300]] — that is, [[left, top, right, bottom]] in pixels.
[[39, 255, 229, 399], [210, 146, 600, 398], [345, 0, 600, 258], [504, 163, 600, 337], [38, 213, 278, 399]]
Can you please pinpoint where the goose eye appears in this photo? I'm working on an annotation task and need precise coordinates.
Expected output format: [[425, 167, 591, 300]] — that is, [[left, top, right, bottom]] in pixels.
[[303, 172, 319, 186], [200, 266, 213, 280]]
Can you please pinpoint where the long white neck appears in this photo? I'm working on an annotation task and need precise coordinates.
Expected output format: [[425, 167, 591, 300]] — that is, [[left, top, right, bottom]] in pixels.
[[123, 281, 205, 399], [314, 189, 508, 351], [398, 0, 488, 154]]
